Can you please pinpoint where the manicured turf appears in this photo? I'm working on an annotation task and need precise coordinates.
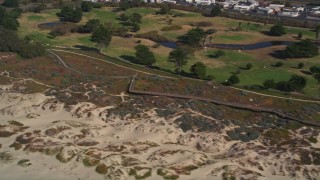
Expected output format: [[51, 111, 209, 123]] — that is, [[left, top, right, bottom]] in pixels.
[[27, 15, 45, 21], [17, 7, 320, 98]]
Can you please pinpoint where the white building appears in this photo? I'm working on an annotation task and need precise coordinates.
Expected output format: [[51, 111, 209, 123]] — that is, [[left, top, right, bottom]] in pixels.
[[268, 3, 285, 9], [234, 1, 255, 11], [256, 7, 273, 14], [279, 8, 300, 17], [185, 0, 215, 5]]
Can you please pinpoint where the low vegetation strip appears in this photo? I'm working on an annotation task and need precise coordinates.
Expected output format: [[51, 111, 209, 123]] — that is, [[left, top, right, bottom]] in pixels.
[[129, 75, 320, 127]]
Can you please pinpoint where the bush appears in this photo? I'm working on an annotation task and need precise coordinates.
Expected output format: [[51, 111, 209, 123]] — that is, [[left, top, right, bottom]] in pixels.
[[135, 31, 168, 42], [206, 29, 217, 35], [245, 63, 252, 70], [269, 25, 286, 36], [274, 61, 283, 67], [298, 62, 304, 69], [263, 79, 275, 89], [190, 62, 206, 79], [226, 75, 240, 85], [49, 28, 67, 38]]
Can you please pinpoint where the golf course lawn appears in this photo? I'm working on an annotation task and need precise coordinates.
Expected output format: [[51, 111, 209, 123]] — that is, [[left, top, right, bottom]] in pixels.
[[17, 7, 320, 98]]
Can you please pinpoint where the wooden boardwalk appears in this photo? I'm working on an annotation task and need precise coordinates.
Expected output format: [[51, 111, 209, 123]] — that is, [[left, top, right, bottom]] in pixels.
[[128, 75, 320, 127]]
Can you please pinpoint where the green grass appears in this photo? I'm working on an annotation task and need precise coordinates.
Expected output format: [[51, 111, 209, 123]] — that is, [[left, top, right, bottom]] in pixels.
[[286, 27, 315, 38], [125, 7, 156, 15], [216, 35, 251, 41], [27, 15, 45, 21]]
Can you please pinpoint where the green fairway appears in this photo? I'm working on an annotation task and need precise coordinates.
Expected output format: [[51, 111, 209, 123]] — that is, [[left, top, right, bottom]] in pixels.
[[27, 15, 45, 21], [17, 7, 320, 98]]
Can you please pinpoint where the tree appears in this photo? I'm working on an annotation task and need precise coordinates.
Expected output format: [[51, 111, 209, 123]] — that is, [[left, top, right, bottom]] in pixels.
[[129, 13, 142, 24], [158, 4, 171, 14], [314, 74, 320, 83], [119, 0, 131, 11], [190, 62, 206, 79], [91, 25, 112, 53], [81, 1, 93, 12], [298, 32, 303, 39], [57, 6, 83, 23], [298, 62, 304, 69], [210, 5, 222, 17], [287, 75, 307, 91], [263, 79, 275, 89], [0, 27, 45, 58], [132, 23, 140, 32], [2, 0, 19, 8], [78, 19, 100, 33], [285, 39, 319, 58], [134, 45, 156, 66], [1, 16, 19, 30], [310, 66, 320, 74], [316, 25, 320, 44], [269, 25, 286, 36], [226, 75, 240, 85], [185, 28, 206, 46], [168, 48, 188, 74]]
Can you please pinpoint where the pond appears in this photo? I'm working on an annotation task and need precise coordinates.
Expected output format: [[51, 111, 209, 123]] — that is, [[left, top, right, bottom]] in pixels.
[[38, 22, 64, 29], [159, 41, 178, 49], [209, 41, 293, 50]]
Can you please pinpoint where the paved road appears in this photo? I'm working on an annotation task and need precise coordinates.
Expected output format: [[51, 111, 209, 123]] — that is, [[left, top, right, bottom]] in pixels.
[[49, 49, 320, 104]]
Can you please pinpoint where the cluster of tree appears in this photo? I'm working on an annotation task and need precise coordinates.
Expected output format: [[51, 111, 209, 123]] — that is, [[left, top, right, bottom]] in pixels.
[[269, 25, 286, 36], [183, 28, 207, 47], [81, 1, 93, 12], [0, 7, 21, 30], [284, 39, 319, 58], [119, 12, 142, 32], [263, 75, 307, 92], [210, 5, 222, 17], [57, 6, 83, 23], [0, 27, 46, 58], [77, 19, 100, 33], [2, 0, 19, 8], [168, 47, 188, 74], [157, 4, 171, 15], [119, 0, 144, 11]]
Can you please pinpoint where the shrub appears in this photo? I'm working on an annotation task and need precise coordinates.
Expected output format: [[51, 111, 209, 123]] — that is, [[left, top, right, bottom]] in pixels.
[[245, 63, 252, 70], [269, 25, 286, 36], [190, 62, 206, 79], [274, 62, 283, 67], [226, 75, 240, 85], [135, 31, 168, 42], [263, 79, 275, 89], [298, 62, 304, 69], [206, 29, 217, 34]]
